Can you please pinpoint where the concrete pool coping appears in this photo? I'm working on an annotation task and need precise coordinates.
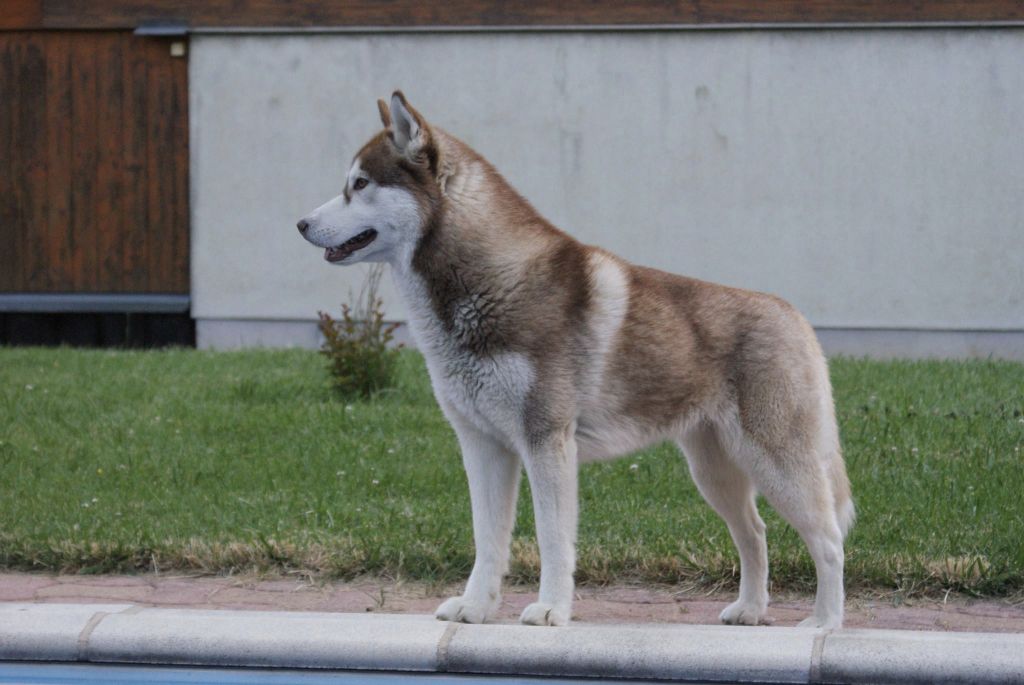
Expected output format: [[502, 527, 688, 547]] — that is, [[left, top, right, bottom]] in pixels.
[[1, 603, 1022, 684]]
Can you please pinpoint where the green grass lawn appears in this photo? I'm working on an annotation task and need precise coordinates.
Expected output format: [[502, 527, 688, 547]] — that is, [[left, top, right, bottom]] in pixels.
[[1, 347, 1022, 597]]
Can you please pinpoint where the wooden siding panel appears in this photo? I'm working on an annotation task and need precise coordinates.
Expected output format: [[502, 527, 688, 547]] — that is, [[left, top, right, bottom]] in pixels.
[[21, 35, 49, 293], [18, 32, 56, 290], [1, 31, 189, 295], [16, 0, 1024, 30], [95, 33, 124, 292], [2, 35, 50, 292], [0, 37, 18, 290], [120, 35, 149, 292], [0, 48, 8, 286], [144, 40, 168, 293], [69, 37, 100, 291], [42, 33, 72, 292]]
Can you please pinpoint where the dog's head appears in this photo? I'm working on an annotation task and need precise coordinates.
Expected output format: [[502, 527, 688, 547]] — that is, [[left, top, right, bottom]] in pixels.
[[297, 91, 441, 265]]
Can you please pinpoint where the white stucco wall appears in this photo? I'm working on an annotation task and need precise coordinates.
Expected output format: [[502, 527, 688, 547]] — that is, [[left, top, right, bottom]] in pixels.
[[190, 29, 1024, 340]]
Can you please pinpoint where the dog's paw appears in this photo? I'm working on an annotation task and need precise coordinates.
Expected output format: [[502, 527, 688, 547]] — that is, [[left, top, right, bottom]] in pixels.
[[435, 596, 492, 624], [797, 614, 842, 630], [519, 602, 570, 626], [719, 599, 770, 626]]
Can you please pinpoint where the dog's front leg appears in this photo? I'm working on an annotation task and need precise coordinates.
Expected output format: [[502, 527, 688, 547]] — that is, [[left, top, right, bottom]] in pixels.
[[436, 415, 521, 624], [519, 427, 578, 626]]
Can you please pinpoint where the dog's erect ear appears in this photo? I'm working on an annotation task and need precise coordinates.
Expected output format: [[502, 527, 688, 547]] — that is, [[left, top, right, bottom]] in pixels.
[[388, 90, 430, 157], [377, 98, 391, 129]]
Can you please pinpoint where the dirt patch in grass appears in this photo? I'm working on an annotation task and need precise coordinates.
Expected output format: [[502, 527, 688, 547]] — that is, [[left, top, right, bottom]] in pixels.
[[3, 572, 1023, 633]]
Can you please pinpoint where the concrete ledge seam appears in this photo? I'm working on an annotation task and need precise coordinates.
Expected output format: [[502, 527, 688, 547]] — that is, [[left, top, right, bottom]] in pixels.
[[75, 612, 109, 661], [436, 621, 459, 672], [809, 630, 829, 683]]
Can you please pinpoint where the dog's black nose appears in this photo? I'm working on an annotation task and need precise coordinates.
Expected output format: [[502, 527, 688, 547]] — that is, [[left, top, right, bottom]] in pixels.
[[297, 219, 309, 234]]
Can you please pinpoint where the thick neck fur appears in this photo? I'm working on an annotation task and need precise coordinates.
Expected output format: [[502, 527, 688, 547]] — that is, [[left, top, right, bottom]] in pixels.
[[392, 130, 589, 360]]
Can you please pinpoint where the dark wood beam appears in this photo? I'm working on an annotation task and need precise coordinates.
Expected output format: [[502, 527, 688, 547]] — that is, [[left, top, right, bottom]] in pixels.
[[1, 0, 44, 29], [3, 1, 1023, 31]]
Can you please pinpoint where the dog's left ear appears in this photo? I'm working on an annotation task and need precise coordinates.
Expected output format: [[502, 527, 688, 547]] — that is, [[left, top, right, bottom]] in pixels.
[[387, 91, 431, 160]]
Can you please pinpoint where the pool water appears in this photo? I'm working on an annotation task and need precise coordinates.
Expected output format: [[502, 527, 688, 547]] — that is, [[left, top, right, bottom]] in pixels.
[[0, 663, 715, 685]]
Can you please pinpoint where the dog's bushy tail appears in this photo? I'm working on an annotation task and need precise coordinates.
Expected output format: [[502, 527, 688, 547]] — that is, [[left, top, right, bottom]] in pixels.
[[830, 449, 855, 539]]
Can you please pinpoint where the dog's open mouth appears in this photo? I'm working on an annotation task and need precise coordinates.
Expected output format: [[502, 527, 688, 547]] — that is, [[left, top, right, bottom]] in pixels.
[[325, 229, 378, 263]]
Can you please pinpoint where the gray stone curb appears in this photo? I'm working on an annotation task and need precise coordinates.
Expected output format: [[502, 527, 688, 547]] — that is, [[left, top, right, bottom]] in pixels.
[[2, 603, 1022, 684]]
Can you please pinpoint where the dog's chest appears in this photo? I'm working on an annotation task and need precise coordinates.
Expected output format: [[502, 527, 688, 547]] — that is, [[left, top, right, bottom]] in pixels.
[[433, 346, 532, 438], [397, 269, 532, 441]]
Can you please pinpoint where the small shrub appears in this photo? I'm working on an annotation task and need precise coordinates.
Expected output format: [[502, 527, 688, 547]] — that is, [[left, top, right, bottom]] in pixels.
[[317, 265, 401, 398]]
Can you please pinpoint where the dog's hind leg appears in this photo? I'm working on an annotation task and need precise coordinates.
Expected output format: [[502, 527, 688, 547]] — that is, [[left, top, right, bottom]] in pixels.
[[737, 436, 846, 630], [759, 465, 845, 630], [435, 414, 521, 624], [678, 423, 770, 625]]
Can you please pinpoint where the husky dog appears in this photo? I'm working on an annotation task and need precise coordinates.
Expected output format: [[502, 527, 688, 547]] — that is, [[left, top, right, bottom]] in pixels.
[[298, 92, 853, 629]]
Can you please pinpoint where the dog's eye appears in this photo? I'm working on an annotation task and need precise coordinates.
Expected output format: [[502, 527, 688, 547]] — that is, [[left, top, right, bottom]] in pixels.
[[353, 177, 369, 191]]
